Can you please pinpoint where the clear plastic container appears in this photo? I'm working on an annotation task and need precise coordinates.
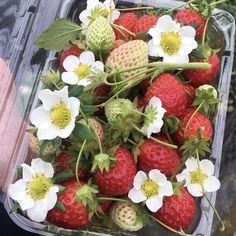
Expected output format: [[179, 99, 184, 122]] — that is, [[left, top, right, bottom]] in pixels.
[[0, 0, 235, 235]]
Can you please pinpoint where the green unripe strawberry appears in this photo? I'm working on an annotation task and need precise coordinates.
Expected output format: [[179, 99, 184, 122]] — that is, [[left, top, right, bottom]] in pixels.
[[110, 202, 144, 231], [105, 98, 141, 141], [86, 16, 115, 53], [106, 40, 149, 81]]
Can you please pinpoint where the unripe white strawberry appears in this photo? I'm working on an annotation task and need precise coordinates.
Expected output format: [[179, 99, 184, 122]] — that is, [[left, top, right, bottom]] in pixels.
[[110, 202, 144, 231]]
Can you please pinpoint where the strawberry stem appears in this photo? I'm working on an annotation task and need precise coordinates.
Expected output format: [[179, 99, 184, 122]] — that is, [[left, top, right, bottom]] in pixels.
[[76, 140, 87, 184], [166, 0, 197, 13], [97, 197, 130, 203], [210, 0, 227, 6], [148, 214, 193, 236], [183, 100, 205, 138], [201, 17, 210, 51], [117, 7, 154, 11], [132, 124, 178, 149], [112, 23, 137, 38]]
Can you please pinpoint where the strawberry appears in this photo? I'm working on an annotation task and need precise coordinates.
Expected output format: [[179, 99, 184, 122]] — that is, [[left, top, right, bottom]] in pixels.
[[154, 187, 196, 230], [99, 200, 113, 214], [47, 180, 89, 229], [144, 73, 188, 117], [138, 137, 181, 176], [106, 40, 149, 81], [86, 16, 115, 53], [94, 84, 111, 104], [182, 54, 220, 87], [112, 39, 126, 49], [55, 152, 87, 181], [110, 202, 144, 231], [183, 83, 195, 107], [175, 108, 213, 145], [134, 15, 158, 34], [114, 13, 138, 40], [175, 8, 205, 38], [59, 45, 83, 71], [94, 147, 137, 196]]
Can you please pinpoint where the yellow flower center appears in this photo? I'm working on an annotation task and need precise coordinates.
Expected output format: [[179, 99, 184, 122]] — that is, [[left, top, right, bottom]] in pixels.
[[27, 174, 51, 200], [75, 64, 90, 79], [100, 9, 110, 18], [160, 32, 181, 56], [50, 102, 71, 129], [190, 169, 208, 185], [141, 180, 159, 198]]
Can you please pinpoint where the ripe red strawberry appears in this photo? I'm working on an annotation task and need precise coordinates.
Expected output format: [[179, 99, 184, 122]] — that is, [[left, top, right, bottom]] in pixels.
[[94, 84, 111, 104], [183, 84, 195, 107], [175, 9, 205, 38], [134, 15, 158, 34], [55, 152, 87, 181], [138, 137, 181, 176], [175, 108, 213, 145], [47, 180, 89, 229], [182, 54, 220, 87], [100, 200, 113, 214], [144, 73, 188, 117], [94, 147, 137, 196], [154, 187, 196, 230], [114, 13, 138, 40], [59, 45, 83, 70]]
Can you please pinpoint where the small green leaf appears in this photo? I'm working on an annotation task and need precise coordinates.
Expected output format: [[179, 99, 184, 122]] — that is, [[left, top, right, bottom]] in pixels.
[[55, 200, 66, 212], [80, 105, 98, 114], [164, 116, 180, 134], [17, 167, 23, 179], [10, 202, 21, 213], [35, 19, 81, 52], [73, 123, 96, 140], [69, 85, 84, 97], [136, 31, 149, 39], [53, 170, 74, 184]]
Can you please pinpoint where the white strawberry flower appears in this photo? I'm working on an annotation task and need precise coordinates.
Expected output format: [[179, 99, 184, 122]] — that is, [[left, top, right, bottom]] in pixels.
[[62, 51, 104, 87], [141, 97, 167, 138], [128, 170, 173, 212], [8, 158, 59, 222], [148, 15, 198, 63], [176, 157, 221, 197], [79, 0, 120, 34], [30, 86, 80, 140]]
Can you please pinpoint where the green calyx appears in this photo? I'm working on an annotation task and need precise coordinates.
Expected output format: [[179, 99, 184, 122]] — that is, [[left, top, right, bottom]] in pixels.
[[41, 69, 60, 87], [86, 16, 115, 53], [91, 153, 116, 172], [193, 85, 220, 114]]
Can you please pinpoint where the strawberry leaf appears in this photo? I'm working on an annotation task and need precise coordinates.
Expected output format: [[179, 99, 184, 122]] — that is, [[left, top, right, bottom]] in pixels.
[[69, 85, 84, 97], [35, 19, 82, 52], [17, 167, 23, 179], [53, 170, 74, 184], [163, 116, 180, 134], [10, 202, 21, 213], [80, 105, 98, 114], [55, 200, 66, 212], [73, 123, 96, 140]]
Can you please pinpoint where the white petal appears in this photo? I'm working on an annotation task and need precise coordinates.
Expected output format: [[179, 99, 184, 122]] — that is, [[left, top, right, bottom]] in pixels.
[[163, 54, 189, 63], [54, 86, 69, 103], [8, 180, 27, 201], [79, 10, 90, 25], [148, 97, 162, 108], [31, 158, 54, 177], [180, 38, 198, 55], [62, 72, 79, 85], [156, 15, 176, 32], [149, 169, 167, 184], [185, 157, 198, 171], [69, 97, 80, 117], [200, 159, 215, 176], [37, 126, 58, 141], [176, 169, 191, 186], [203, 176, 220, 193], [128, 188, 147, 203], [187, 183, 203, 197], [146, 195, 163, 212], [40, 186, 59, 211], [133, 171, 148, 190], [141, 125, 152, 138], [179, 26, 196, 38], [39, 89, 60, 110], [57, 122, 75, 139], [63, 55, 80, 72], [110, 10, 120, 22], [77, 79, 92, 87], [79, 51, 95, 65], [21, 164, 35, 182], [148, 120, 164, 134], [92, 61, 104, 72], [148, 28, 160, 40], [18, 195, 35, 211], [148, 40, 164, 57], [30, 107, 51, 130], [27, 201, 48, 222], [159, 181, 173, 197]]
